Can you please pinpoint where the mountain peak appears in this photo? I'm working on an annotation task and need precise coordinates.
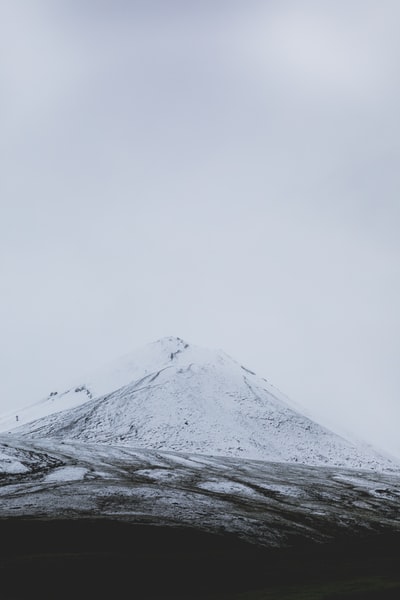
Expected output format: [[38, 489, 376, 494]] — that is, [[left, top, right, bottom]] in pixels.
[[3, 338, 399, 473], [153, 336, 190, 355]]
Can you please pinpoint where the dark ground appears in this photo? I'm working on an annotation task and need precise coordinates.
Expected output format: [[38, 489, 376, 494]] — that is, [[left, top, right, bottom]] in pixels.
[[0, 518, 399, 599]]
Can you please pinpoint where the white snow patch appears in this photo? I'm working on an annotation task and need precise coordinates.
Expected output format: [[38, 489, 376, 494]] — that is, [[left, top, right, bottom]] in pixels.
[[333, 474, 381, 488], [44, 466, 88, 482], [257, 483, 304, 497], [135, 468, 181, 482], [197, 480, 261, 498], [0, 455, 29, 474]]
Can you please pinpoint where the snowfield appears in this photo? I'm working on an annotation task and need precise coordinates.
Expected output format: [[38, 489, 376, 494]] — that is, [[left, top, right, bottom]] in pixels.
[[1, 434, 400, 548], [1, 336, 398, 472]]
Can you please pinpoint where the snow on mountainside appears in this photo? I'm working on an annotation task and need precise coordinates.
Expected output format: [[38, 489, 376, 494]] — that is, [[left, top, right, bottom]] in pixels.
[[1, 337, 398, 472]]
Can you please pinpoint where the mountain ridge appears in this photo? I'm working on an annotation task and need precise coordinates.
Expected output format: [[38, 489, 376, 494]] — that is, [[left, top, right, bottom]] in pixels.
[[2, 336, 399, 472]]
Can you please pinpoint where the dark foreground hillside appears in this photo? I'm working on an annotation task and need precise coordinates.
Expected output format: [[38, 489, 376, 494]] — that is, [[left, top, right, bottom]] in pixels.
[[1, 519, 399, 599]]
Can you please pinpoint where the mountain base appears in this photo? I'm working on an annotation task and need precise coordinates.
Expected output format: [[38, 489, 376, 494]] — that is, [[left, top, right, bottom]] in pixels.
[[0, 518, 399, 599]]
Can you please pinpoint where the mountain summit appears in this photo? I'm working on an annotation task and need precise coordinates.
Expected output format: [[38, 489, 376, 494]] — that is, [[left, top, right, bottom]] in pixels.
[[3, 336, 398, 471]]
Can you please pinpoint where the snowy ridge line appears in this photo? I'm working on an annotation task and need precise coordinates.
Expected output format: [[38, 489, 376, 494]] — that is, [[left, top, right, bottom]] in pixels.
[[1, 336, 399, 473]]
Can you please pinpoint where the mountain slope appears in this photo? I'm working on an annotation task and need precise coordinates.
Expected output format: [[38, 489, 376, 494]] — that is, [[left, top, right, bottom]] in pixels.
[[2, 433, 400, 599], [1, 434, 400, 547], [4, 337, 399, 471]]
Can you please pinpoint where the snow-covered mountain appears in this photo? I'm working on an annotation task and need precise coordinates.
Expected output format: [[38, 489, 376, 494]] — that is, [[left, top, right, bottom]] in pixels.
[[1, 336, 398, 472]]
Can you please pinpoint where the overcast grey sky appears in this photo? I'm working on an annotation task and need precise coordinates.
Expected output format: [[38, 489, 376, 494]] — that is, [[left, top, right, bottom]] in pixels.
[[1, 1, 399, 457]]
